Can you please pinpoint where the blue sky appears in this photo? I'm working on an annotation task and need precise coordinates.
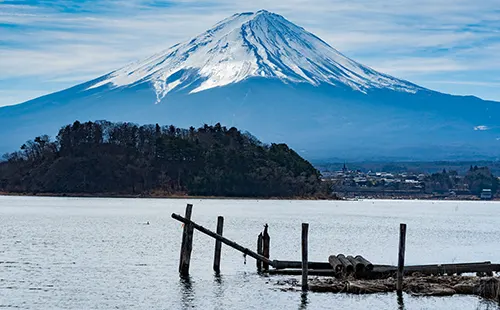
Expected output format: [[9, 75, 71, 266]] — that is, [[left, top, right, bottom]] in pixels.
[[0, 0, 499, 107]]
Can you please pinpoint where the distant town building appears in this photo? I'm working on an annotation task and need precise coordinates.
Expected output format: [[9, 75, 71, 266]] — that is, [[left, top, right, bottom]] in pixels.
[[342, 163, 348, 173], [480, 189, 493, 200]]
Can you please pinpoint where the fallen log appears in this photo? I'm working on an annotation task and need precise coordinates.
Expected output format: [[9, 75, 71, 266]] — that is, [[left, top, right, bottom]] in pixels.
[[405, 262, 499, 276], [273, 260, 332, 270], [369, 262, 499, 277], [269, 269, 336, 276]]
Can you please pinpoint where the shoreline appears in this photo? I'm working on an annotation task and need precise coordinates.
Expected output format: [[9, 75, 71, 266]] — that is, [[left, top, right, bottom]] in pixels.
[[0, 191, 497, 201], [0, 191, 335, 201]]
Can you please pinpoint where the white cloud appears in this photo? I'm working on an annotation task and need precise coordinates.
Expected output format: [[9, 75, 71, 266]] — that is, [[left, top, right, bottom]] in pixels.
[[474, 125, 490, 131]]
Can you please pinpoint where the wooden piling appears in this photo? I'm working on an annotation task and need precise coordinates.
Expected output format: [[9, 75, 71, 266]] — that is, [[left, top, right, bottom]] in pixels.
[[262, 224, 270, 271], [179, 204, 194, 276], [397, 223, 407, 295], [213, 216, 224, 273], [302, 223, 309, 291], [256, 233, 263, 272]]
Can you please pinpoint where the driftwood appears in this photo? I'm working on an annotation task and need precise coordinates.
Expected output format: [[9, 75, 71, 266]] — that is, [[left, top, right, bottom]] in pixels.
[[303, 275, 500, 301]]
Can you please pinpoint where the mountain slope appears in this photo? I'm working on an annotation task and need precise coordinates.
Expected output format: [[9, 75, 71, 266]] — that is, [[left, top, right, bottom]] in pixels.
[[0, 10, 499, 160]]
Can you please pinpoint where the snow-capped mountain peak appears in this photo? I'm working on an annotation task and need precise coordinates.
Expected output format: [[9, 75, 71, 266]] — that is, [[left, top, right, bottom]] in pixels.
[[88, 10, 421, 103]]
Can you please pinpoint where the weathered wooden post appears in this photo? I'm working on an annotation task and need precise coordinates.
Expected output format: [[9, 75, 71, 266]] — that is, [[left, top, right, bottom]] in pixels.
[[256, 233, 263, 272], [301, 223, 309, 291], [263, 224, 270, 271], [213, 216, 224, 273], [179, 204, 194, 276], [497, 280, 500, 303], [397, 223, 407, 295]]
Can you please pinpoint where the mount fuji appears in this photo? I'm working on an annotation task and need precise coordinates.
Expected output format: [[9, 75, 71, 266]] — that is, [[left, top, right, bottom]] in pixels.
[[1, 10, 499, 160]]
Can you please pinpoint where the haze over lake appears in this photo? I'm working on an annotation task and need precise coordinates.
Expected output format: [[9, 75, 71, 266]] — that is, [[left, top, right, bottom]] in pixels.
[[1, 196, 499, 309]]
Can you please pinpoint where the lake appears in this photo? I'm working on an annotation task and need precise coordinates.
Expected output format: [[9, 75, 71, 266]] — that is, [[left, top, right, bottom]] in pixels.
[[1, 196, 499, 309]]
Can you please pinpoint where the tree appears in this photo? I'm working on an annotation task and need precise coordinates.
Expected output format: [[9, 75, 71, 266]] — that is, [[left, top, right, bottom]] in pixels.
[[0, 121, 329, 198]]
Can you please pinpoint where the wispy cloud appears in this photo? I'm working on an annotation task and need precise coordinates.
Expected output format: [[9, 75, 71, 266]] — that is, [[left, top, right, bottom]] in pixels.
[[0, 0, 499, 106]]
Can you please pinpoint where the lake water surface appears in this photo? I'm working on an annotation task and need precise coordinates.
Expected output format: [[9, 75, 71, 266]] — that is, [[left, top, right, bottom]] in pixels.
[[1, 196, 500, 309]]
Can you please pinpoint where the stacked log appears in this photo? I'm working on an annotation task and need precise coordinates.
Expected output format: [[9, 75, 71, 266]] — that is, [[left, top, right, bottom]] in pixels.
[[337, 254, 354, 273], [347, 256, 364, 273], [356, 255, 374, 271], [328, 255, 344, 273]]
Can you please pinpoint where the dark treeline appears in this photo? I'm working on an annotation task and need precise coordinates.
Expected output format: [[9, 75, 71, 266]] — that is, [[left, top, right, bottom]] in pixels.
[[0, 121, 330, 198], [424, 166, 499, 195]]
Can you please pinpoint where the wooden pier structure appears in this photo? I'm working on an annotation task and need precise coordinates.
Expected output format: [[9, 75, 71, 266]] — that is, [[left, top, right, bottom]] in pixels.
[[172, 204, 500, 302]]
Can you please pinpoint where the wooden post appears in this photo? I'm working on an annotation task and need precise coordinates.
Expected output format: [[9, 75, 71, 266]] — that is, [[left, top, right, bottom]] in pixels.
[[256, 233, 263, 272], [497, 280, 500, 303], [397, 223, 407, 295], [262, 224, 270, 271], [213, 216, 224, 273], [301, 223, 309, 291], [179, 204, 194, 276]]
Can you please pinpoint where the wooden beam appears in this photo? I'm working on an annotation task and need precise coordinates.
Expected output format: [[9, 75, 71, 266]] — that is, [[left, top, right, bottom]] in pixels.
[[172, 212, 275, 267], [397, 223, 407, 295], [274, 260, 332, 270], [302, 223, 309, 291], [213, 216, 224, 273]]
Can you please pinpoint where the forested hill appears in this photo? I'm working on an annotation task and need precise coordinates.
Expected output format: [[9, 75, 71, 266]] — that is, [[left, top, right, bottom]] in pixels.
[[0, 121, 330, 198]]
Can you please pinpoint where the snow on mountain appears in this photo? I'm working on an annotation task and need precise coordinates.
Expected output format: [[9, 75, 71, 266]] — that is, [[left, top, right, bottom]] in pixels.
[[88, 10, 421, 103]]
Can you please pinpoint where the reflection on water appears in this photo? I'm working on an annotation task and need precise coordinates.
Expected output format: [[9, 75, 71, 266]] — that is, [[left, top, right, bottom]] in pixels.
[[213, 274, 224, 310], [299, 292, 308, 310], [397, 293, 405, 310], [179, 276, 194, 309], [1, 196, 500, 309], [475, 300, 500, 310]]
